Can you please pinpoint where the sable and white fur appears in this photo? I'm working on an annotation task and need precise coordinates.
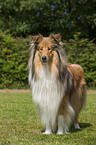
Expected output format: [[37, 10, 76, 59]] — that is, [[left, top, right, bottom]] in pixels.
[[28, 34, 86, 134]]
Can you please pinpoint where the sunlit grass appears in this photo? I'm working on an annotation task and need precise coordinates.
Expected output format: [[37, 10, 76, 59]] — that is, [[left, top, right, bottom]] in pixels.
[[0, 92, 96, 144]]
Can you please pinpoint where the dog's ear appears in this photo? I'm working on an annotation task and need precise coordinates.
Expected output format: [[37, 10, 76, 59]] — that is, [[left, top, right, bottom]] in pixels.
[[50, 33, 61, 42], [53, 34, 61, 41], [32, 34, 43, 43]]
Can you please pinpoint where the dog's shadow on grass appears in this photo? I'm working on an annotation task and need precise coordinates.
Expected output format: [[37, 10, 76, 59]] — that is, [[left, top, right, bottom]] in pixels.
[[70, 122, 92, 133]]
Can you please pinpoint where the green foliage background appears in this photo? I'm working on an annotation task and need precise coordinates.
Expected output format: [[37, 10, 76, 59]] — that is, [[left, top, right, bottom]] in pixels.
[[0, 31, 96, 88], [0, 31, 31, 88], [0, 0, 96, 40], [63, 33, 96, 88]]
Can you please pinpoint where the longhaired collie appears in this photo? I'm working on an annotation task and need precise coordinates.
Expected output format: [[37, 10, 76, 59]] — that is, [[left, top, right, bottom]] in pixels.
[[28, 34, 86, 134]]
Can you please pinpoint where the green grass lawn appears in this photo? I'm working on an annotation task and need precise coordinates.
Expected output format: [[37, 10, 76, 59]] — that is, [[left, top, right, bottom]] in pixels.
[[0, 92, 96, 145]]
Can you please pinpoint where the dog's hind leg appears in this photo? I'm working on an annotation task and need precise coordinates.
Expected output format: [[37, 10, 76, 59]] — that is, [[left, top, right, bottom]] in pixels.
[[74, 83, 86, 129], [74, 115, 81, 129]]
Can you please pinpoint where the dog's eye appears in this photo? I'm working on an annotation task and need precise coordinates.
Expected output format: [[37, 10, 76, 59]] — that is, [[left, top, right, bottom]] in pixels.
[[40, 48, 43, 51], [48, 47, 51, 51]]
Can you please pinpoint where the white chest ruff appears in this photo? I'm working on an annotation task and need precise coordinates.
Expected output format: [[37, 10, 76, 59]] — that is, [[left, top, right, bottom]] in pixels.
[[31, 65, 64, 125]]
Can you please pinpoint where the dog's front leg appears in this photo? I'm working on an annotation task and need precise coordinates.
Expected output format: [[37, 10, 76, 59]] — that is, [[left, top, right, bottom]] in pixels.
[[43, 121, 52, 134]]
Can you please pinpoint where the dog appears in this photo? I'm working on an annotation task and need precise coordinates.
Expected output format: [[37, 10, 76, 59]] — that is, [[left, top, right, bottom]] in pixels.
[[28, 34, 86, 134]]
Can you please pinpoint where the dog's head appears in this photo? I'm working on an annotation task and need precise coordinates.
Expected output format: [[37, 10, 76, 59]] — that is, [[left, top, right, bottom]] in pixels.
[[29, 34, 67, 83], [32, 34, 61, 64]]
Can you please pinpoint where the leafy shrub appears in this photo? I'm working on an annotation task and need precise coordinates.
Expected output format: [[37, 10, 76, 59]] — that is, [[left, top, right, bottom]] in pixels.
[[63, 33, 96, 88], [0, 31, 96, 88], [0, 30, 31, 88]]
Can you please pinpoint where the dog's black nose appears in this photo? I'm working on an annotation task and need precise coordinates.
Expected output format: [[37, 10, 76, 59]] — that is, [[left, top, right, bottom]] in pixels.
[[42, 55, 47, 62]]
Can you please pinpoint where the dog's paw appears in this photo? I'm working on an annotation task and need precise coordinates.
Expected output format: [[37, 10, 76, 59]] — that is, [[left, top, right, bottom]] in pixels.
[[74, 123, 81, 129], [57, 129, 69, 134], [43, 131, 52, 134], [57, 129, 64, 134], [57, 131, 64, 135]]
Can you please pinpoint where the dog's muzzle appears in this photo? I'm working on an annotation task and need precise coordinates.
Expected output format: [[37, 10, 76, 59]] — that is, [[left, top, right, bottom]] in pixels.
[[41, 55, 47, 63]]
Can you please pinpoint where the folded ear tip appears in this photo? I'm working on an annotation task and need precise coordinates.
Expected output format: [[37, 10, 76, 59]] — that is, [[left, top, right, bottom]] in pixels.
[[51, 33, 61, 41], [38, 33, 43, 37], [32, 34, 43, 43], [32, 35, 39, 40], [55, 33, 61, 38]]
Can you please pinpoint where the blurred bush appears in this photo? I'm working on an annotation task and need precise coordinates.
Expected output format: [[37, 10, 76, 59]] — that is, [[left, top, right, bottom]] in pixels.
[[0, 30, 31, 88], [63, 32, 96, 88], [0, 31, 96, 88]]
